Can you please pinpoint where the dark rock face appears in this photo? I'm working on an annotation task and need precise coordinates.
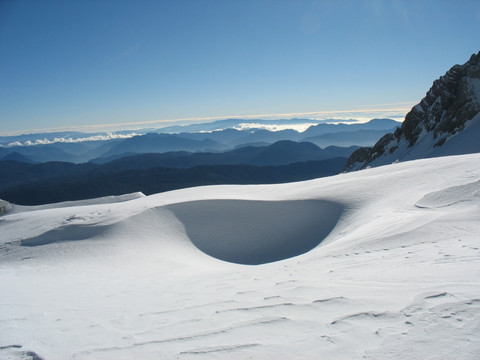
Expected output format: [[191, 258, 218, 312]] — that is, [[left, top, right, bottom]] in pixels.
[[344, 51, 480, 171], [403, 53, 480, 145], [343, 146, 372, 171]]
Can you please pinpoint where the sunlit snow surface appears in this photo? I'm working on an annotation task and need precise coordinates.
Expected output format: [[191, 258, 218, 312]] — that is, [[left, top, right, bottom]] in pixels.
[[1, 154, 480, 359]]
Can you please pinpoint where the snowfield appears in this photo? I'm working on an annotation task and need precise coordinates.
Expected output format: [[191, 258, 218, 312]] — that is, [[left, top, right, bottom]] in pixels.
[[1, 154, 480, 359]]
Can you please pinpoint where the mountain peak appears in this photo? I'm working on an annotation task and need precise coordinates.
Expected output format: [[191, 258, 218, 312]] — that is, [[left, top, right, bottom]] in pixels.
[[344, 51, 480, 171], [1, 151, 36, 164]]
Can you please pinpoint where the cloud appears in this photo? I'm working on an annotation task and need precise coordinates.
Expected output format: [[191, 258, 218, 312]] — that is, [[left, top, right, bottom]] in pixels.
[[234, 122, 318, 133], [7, 132, 138, 147]]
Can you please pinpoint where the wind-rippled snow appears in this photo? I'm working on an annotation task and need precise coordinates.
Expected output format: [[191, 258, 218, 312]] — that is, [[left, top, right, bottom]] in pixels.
[[1, 154, 480, 359]]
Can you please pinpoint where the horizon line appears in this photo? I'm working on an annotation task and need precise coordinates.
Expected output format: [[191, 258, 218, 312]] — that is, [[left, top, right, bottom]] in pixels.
[[0, 103, 414, 136]]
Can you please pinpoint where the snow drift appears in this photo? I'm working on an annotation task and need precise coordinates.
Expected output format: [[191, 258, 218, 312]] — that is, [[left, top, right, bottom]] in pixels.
[[1, 153, 480, 359]]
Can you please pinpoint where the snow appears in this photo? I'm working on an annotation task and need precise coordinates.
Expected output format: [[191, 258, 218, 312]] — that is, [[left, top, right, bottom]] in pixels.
[[432, 113, 480, 157], [1, 154, 480, 359], [362, 113, 480, 169], [416, 180, 480, 208], [167, 200, 343, 265], [10, 192, 146, 214]]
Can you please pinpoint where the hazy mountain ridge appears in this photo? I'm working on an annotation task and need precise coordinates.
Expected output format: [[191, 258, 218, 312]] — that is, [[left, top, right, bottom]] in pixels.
[[100, 133, 227, 157], [0, 161, 97, 192], [302, 129, 394, 148], [91, 141, 358, 170], [0, 151, 36, 164], [0, 118, 399, 163], [0, 158, 347, 205], [158, 118, 324, 133], [0, 140, 353, 205], [301, 118, 400, 137], [0, 139, 125, 163], [345, 51, 480, 171]]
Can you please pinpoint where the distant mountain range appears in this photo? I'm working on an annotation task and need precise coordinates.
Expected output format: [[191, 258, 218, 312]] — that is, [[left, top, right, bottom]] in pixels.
[[0, 139, 125, 163], [90, 141, 359, 168], [157, 118, 325, 133], [0, 140, 354, 205], [0, 117, 403, 205], [302, 129, 393, 148], [1, 159, 347, 205], [0, 118, 400, 163], [345, 51, 480, 171], [0, 151, 36, 164]]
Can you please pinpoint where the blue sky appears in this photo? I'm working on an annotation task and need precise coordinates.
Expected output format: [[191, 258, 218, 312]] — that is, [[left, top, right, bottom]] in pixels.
[[1, 0, 479, 134]]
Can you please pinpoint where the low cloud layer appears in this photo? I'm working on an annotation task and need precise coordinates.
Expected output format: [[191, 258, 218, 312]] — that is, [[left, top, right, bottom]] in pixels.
[[7, 132, 138, 147], [234, 122, 318, 132]]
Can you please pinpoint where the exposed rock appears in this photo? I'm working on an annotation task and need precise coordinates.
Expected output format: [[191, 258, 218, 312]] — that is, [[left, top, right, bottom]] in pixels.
[[0, 199, 11, 215], [344, 51, 480, 171]]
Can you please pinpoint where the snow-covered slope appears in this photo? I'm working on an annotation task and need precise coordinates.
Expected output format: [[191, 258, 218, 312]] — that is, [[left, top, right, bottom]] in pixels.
[[345, 52, 480, 171], [1, 154, 480, 359]]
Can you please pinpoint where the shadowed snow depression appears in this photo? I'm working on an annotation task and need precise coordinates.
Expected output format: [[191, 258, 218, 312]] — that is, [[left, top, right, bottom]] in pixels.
[[167, 200, 343, 264]]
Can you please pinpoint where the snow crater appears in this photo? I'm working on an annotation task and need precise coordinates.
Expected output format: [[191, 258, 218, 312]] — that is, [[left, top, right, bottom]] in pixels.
[[167, 199, 343, 265]]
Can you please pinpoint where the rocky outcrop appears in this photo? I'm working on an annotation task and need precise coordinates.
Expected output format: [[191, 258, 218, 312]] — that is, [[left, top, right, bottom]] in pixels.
[[0, 199, 11, 215], [344, 51, 480, 171]]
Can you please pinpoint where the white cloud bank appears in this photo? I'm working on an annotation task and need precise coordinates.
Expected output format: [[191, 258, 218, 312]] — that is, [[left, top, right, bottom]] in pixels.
[[234, 122, 319, 132], [7, 132, 138, 147]]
